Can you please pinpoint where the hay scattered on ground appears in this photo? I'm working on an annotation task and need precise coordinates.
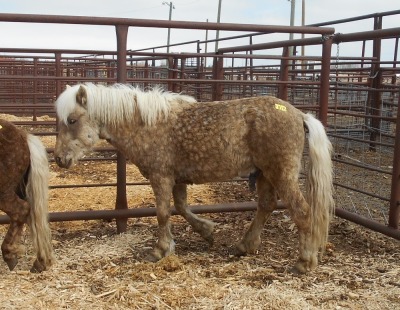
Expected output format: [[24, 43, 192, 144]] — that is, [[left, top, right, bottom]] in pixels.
[[0, 217, 399, 310]]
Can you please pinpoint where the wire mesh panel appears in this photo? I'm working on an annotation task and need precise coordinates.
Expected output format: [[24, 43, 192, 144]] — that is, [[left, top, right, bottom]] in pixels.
[[329, 83, 398, 225]]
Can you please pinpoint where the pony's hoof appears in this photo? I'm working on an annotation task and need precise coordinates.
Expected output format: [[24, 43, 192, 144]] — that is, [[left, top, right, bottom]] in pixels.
[[144, 253, 160, 263], [291, 260, 314, 275], [30, 260, 46, 273], [292, 255, 317, 274], [203, 234, 214, 246], [5, 257, 19, 271], [290, 266, 305, 275], [144, 249, 163, 262], [233, 244, 247, 257]]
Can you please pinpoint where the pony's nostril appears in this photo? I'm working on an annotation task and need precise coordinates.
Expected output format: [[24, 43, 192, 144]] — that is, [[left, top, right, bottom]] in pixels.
[[55, 157, 61, 165]]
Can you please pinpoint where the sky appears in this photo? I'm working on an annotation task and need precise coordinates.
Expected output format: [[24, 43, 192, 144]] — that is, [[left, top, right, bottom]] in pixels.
[[0, 0, 399, 59]]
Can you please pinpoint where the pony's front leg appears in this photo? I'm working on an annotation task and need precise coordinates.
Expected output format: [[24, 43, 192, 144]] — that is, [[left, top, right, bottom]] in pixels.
[[173, 183, 216, 245], [146, 177, 175, 262], [235, 174, 277, 255]]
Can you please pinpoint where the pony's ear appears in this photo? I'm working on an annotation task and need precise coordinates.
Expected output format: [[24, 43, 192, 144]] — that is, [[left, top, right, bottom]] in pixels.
[[76, 85, 88, 107], [66, 84, 71, 89]]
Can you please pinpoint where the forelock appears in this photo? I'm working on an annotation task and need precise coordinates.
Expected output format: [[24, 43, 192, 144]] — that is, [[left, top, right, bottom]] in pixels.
[[55, 84, 82, 124]]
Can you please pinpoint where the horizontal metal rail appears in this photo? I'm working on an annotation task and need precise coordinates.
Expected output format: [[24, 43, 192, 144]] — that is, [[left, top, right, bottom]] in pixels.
[[0, 202, 398, 240], [0, 13, 335, 34]]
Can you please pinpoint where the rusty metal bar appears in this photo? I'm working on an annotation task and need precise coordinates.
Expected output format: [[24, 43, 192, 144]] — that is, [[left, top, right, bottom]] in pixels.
[[319, 36, 333, 125], [368, 16, 383, 151], [0, 75, 323, 85], [0, 201, 268, 224], [334, 27, 400, 43], [389, 93, 400, 229], [0, 13, 335, 34], [0, 201, 398, 240], [335, 208, 400, 240], [218, 36, 325, 54], [278, 47, 289, 101], [212, 53, 224, 101], [329, 134, 394, 149], [115, 25, 129, 233]]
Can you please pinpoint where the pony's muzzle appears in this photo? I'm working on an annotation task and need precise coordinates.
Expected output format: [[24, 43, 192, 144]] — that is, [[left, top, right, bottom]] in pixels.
[[55, 156, 72, 169]]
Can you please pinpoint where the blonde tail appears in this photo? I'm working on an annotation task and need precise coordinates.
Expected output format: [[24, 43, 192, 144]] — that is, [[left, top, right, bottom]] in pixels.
[[303, 114, 335, 254], [26, 134, 54, 269]]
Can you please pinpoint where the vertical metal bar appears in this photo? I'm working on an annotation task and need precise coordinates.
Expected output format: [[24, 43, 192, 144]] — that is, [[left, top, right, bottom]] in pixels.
[[213, 54, 224, 101], [249, 36, 254, 97], [33, 57, 38, 121], [278, 47, 289, 101], [167, 56, 174, 91], [144, 60, 149, 89], [319, 36, 333, 126], [389, 93, 400, 229], [211, 53, 224, 101], [178, 56, 185, 93], [172, 57, 179, 92], [359, 40, 366, 83], [115, 25, 129, 233], [392, 37, 399, 87], [55, 52, 62, 131], [215, 0, 222, 52], [196, 41, 201, 100], [369, 16, 383, 151], [243, 52, 248, 97], [288, 0, 296, 56]]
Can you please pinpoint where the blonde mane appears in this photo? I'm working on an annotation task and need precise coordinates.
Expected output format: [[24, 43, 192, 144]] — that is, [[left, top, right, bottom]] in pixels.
[[56, 83, 197, 126]]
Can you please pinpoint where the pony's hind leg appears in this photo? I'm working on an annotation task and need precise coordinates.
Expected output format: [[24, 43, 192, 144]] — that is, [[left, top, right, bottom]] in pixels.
[[235, 174, 277, 256], [278, 180, 317, 274], [173, 184, 216, 245], [146, 177, 176, 262], [1, 221, 25, 271], [0, 194, 30, 271]]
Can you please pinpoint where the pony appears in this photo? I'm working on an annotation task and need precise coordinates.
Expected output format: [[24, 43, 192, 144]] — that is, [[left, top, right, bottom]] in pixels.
[[0, 119, 54, 272], [54, 83, 334, 274]]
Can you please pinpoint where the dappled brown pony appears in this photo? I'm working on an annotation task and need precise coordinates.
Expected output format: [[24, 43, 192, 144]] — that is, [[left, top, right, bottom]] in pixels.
[[0, 119, 54, 272], [54, 83, 334, 274]]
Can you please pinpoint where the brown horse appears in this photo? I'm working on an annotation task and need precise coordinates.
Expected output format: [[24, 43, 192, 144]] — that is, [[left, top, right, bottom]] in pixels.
[[0, 119, 54, 272], [54, 83, 334, 274]]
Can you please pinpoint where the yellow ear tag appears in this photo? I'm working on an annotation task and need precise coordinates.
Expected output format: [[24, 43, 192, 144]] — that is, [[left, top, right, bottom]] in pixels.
[[0, 125, 2, 129], [275, 103, 287, 112]]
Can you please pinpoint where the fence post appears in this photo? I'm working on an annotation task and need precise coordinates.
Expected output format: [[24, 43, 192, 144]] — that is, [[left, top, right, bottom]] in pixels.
[[167, 56, 175, 91], [55, 52, 62, 131], [278, 47, 289, 101], [389, 92, 400, 230], [212, 53, 224, 101], [368, 16, 383, 151], [115, 25, 129, 233], [319, 36, 333, 126]]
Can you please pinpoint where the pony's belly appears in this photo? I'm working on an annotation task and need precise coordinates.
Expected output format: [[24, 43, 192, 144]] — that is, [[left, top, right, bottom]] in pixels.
[[174, 162, 257, 184]]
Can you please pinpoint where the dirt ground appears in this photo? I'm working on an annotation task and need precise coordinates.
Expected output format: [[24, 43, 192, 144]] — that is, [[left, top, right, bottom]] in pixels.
[[0, 114, 399, 309]]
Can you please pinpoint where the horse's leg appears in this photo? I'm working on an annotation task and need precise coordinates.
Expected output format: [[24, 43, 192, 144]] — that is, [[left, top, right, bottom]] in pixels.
[[1, 221, 26, 271], [173, 183, 216, 245], [235, 174, 277, 255], [146, 177, 175, 262], [277, 179, 316, 274], [0, 194, 30, 271]]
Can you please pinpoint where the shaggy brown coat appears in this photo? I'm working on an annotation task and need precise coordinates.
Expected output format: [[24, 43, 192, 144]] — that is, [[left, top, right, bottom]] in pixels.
[[0, 119, 54, 272]]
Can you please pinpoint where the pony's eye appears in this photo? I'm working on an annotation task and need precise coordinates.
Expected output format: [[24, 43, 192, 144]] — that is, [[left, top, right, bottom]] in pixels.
[[68, 119, 77, 125]]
